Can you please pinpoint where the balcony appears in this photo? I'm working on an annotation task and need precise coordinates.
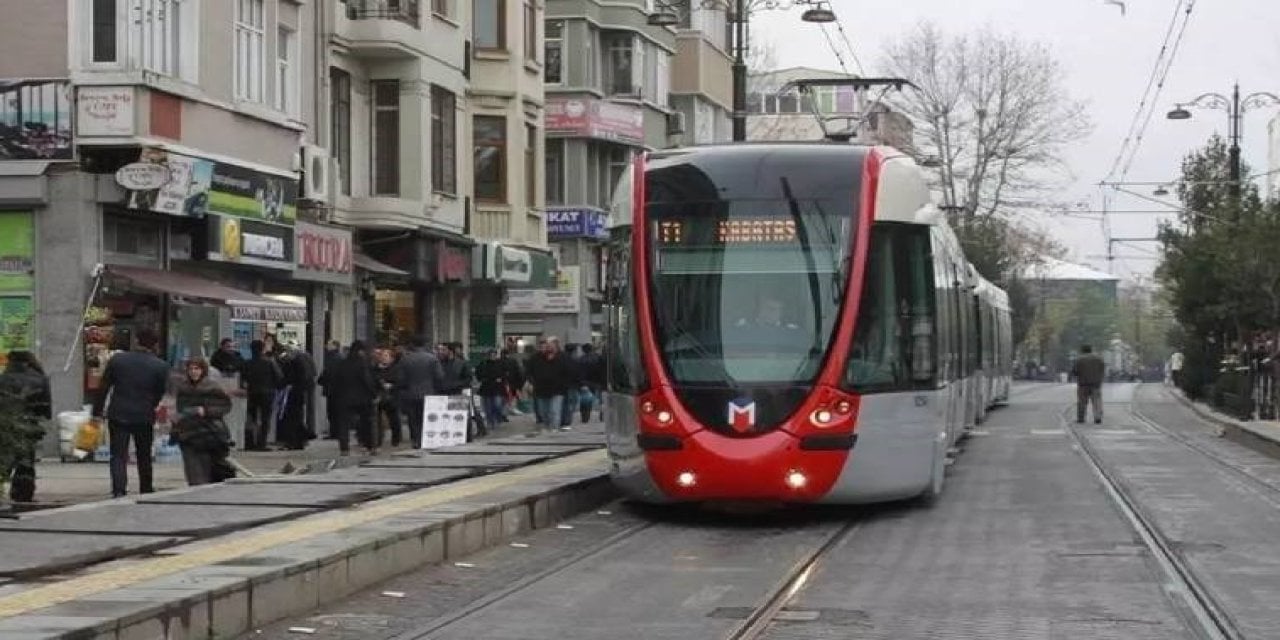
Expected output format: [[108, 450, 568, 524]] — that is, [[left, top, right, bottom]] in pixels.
[[336, 0, 423, 58], [346, 0, 420, 26]]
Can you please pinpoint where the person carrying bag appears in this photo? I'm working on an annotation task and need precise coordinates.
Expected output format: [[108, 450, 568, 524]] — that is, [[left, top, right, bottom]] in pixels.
[[171, 359, 235, 486]]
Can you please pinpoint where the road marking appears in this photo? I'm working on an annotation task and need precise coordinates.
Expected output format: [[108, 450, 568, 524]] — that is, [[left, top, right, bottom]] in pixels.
[[1030, 429, 1065, 435], [0, 449, 607, 619]]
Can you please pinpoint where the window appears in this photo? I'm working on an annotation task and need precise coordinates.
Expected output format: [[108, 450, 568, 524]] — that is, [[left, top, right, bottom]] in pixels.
[[473, 115, 506, 202], [432, 0, 449, 17], [523, 0, 537, 61], [103, 216, 162, 259], [92, 0, 117, 62], [545, 138, 564, 205], [656, 49, 670, 106], [525, 124, 537, 208], [329, 68, 352, 195], [372, 80, 400, 196], [606, 34, 633, 95], [545, 20, 562, 83], [431, 85, 457, 195], [136, 0, 183, 76], [608, 147, 630, 207], [585, 28, 598, 88], [844, 224, 937, 392], [473, 0, 504, 49], [234, 0, 266, 102], [275, 26, 296, 113]]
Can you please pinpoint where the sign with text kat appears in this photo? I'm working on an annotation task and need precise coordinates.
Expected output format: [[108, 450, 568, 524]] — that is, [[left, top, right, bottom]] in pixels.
[[546, 208, 608, 241]]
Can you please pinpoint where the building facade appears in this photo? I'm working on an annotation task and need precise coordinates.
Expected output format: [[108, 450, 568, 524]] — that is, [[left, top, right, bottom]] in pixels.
[[0, 0, 356, 448], [747, 67, 913, 150]]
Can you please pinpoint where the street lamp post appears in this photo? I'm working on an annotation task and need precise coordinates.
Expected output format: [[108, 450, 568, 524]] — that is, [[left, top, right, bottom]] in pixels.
[[648, 0, 836, 142], [1167, 83, 1280, 202]]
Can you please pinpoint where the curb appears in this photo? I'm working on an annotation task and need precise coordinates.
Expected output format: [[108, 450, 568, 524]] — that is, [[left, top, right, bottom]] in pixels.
[[1165, 385, 1280, 461], [0, 463, 616, 639]]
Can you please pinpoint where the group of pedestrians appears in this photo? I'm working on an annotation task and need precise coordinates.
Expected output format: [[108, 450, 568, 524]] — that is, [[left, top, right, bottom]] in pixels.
[[524, 336, 605, 432]]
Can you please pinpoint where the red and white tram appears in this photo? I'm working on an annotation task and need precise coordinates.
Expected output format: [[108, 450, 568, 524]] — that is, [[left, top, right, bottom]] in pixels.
[[603, 143, 1012, 504]]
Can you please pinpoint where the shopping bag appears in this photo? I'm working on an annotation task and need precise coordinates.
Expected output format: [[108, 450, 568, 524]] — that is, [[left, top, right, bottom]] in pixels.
[[73, 419, 103, 452]]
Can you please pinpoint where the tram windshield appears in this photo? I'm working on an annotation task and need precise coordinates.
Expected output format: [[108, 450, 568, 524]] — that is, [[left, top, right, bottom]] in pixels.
[[648, 199, 852, 386]]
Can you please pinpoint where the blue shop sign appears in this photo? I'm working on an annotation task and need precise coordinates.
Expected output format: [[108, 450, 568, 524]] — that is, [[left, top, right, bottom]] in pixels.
[[547, 208, 608, 240]]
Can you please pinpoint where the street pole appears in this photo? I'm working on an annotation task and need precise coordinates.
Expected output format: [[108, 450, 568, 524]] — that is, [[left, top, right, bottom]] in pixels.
[[731, 0, 748, 142], [1229, 83, 1243, 203]]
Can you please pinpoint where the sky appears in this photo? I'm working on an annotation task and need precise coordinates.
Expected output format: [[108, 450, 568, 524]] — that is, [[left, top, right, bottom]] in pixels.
[[752, 0, 1280, 284]]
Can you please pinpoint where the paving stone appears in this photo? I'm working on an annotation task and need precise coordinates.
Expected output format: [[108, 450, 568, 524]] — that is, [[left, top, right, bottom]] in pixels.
[[365, 453, 551, 469], [426, 444, 595, 456], [136, 481, 416, 508], [0, 531, 183, 578], [0, 503, 315, 536], [244, 467, 474, 486]]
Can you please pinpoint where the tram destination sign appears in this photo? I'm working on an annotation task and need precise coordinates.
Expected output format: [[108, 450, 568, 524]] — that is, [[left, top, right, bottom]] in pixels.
[[656, 218, 800, 245]]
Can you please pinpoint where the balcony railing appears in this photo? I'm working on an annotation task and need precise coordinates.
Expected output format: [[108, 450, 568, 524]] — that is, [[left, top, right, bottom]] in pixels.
[[346, 0, 420, 27]]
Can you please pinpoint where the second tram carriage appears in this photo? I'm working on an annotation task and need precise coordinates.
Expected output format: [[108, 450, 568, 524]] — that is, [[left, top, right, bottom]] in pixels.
[[603, 143, 1012, 504]]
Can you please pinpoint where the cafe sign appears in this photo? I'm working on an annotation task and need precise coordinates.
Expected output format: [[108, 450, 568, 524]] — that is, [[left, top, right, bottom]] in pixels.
[[231, 305, 308, 323]]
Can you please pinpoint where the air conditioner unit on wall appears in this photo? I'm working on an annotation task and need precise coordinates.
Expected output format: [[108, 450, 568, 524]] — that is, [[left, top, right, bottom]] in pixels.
[[301, 145, 330, 204], [666, 112, 686, 135]]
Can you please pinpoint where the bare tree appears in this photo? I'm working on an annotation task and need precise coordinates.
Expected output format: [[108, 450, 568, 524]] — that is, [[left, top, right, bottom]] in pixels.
[[880, 22, 1092, 223]]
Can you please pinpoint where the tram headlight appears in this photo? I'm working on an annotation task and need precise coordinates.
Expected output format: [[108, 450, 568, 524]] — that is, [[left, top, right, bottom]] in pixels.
[[835, 400, 853, 415], [656, 410, 673, 425], [810, 409, 834, 426], [641, 400, 656, 414], [677, 471, 697, 487], [785, 470, 808, 490]]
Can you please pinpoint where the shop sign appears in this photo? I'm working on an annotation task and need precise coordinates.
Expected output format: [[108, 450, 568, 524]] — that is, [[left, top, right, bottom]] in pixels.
[[547, 208, 608, 240], [231, 305, 308, 323], [76, 85, 134, 137], [0, 212, 34, 292], [207, 214, 294, 270], [115, 162, 171, 190], [209, 162, 298, 225], [435, 241, 470, 283], [119, 147, 299, 223], [495, 245, 532, 284], [123, 147, 214, 218], [545, 97, 645, 144], [294, 221, 353, 285], [0, 80, 73, 160], [503, 266, 580, 314]]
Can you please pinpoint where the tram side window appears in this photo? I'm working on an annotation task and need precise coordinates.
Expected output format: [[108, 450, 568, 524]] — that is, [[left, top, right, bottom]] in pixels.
[[844, 224, 936, 392], [604, 237, 646, 393]]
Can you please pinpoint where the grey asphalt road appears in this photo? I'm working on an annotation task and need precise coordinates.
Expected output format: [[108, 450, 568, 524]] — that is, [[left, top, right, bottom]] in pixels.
[[246, 383, 1280, 640]]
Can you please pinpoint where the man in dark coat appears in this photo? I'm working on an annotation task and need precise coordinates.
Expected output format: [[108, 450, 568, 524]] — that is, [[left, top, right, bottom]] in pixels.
[[395, 336, 444, 449], [209, 338, 244, 378], [1, 351, 50, 502], [527, 336, 574, 431], [92, 329, 170, 497], [318, 340, 343, 438], [329, 341, 379, 455], [1071, 344, 1106, 424], [277, 343, 316, 449], [239, 340, 282, 451]]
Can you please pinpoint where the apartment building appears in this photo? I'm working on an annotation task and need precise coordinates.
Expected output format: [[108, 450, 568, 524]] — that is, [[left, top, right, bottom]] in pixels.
[[747, 67, 914, 150]]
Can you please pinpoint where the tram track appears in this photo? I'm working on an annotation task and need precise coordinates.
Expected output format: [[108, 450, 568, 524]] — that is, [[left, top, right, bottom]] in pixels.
[[1061, 404, 1245, 640]]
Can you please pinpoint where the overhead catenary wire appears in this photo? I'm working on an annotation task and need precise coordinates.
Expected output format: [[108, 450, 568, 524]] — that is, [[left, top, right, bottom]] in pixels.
[[818, 23, 853, 76], [1117, 0, 1197, 180], [831, 19, 865, 76], [1102, 0, 1194, 181]]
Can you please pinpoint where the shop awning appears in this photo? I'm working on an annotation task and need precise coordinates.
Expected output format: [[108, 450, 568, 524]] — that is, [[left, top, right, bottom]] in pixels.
[[353, 252, 410, 277], [103, 265, 309, 323]]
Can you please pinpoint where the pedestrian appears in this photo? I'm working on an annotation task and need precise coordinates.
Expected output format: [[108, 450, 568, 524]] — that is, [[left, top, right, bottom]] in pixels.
[[1072, 344, 1106, 424], [329, 341, 379, 456], [277, 342, 316, 449], [171, 359, 234, 486], [209, 338, 244, 378], [578, 343, 604, 424], [1169, 350, 1185, 388], [92, 329, 169, 498], [0, 350, 50, 503], [318, 340, 343, 438], [560, 344, 582, 428], [501, 348, 524, 419], [395, 336, 444, 449], [527, 336, 574, 432], [240, 340, 282, 451], [373, 346, 404, 448], [476, 348, 508, 429]]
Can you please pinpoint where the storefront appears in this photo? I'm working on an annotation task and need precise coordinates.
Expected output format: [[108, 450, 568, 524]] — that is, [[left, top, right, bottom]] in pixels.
[[545, 207, 608, 345], [360, 231, 474, 348], [0, 210, 36, 368], [470, 242, 558, 352]]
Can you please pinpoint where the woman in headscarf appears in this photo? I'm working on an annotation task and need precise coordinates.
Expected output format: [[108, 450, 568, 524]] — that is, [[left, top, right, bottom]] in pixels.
[[172, 359, 234, 485], [0, 351, 50, 502]]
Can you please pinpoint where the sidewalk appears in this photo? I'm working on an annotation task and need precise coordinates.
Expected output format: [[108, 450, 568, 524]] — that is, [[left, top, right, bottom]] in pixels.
[[21, 411, 561, 509], [1162, 382, 1280, 460]]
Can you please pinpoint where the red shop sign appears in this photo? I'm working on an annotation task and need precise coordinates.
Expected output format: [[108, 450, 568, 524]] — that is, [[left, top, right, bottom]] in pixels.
[[436, 242, 469, 282], [296, 223, 353, 274]]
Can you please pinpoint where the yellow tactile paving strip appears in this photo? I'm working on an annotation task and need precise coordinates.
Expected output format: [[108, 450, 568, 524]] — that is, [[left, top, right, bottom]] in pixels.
[[0, 449, 608, 619]]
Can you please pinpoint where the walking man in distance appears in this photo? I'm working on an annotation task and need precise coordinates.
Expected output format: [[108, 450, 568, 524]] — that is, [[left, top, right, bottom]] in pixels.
[[1072, 344, 1106, 424]]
